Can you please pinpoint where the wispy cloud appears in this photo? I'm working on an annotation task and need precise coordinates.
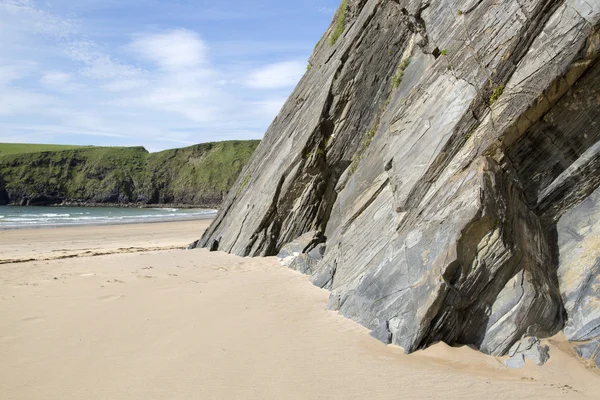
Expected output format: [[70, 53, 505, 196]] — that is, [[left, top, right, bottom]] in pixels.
[[0, 64, 31, 86], [245, 60, 305, 89], [0, 87, 56, 116], [40, 71, 71, 87], [128, 29, 208, 70], [0, 0, 77, 39], [316, 6, 335, 15], [65, 40, 144, 81], [0, 0, 330, 150]]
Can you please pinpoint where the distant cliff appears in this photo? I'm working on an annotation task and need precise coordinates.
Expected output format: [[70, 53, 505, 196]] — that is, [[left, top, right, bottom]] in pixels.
[[0, 140, 259, 207], [196, 0, 600, 365]]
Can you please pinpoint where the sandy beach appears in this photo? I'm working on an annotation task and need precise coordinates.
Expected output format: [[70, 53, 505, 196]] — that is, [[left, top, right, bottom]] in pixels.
[[1, 221, 599, 399]]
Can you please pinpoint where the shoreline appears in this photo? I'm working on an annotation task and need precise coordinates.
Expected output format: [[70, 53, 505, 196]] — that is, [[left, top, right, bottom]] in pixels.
[[0, 205, 217, 231], [0, 212, 216, 231], [0, 219, 211, 263], [1, 202, 220, 210], [53, 202, 221, 209]]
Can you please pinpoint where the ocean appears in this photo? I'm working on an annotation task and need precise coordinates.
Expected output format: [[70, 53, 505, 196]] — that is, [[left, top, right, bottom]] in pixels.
[[0, 206, 216, 229]]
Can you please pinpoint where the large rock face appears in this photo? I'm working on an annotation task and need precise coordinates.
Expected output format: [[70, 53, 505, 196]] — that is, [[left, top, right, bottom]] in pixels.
[[558, 184, 600, 366], [197, 0, 600, 358]]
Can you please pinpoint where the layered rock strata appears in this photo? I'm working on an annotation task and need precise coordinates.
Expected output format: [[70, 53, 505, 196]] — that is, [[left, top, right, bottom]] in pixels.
[[196, 0, 600, 362]]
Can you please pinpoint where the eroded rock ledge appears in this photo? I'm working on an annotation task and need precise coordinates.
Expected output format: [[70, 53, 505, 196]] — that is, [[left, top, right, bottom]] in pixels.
[[196, 0, 600, 364]]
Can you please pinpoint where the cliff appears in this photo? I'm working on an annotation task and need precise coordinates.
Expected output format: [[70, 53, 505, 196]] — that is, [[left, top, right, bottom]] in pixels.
[[0, 140, 259, 207], [196, 0, 600, 364]]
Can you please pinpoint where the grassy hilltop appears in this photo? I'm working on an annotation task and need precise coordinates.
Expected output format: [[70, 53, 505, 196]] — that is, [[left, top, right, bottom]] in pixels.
[[0, 143, 89, 157], [0, 141, 259, 207]]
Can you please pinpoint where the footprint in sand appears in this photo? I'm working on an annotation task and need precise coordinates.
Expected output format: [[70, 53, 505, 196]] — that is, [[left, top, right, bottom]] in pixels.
[[22, 316, 45, 323], [98, 294, 126, 301]]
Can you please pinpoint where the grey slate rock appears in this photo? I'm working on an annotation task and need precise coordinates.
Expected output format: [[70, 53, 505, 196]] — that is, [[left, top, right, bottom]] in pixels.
[[370, 321, 392, 345], [276, 231, 319, 259], [310, 262, 337, 290], [209, 238, 220, 252], [505, 354, 526, 369], [505, 337, 550, 367], [187, 240, 200, 250], [574, 339, 600, 367], [277, 231, 326, 275], [525, 345, 550, 366], [557, 184, 600, 365], [308, 243, 326, 260], [197, 0, 600, 359], [508, 338, 538, 358], [558, 186, 600, 343]]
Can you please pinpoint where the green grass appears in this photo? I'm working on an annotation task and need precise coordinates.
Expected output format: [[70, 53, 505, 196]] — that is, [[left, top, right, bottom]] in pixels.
[[392, 58, 411, 90], [489, 85, 505, 104], [145, 140, 259, 204], [329, 0, 348, 46], [0, 140, 259, 206], [0, 143, 90, 157]]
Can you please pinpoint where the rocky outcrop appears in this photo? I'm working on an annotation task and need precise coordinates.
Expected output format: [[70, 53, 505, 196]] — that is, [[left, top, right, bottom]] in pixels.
[[277, 231, 327, 275], [558, 185, 600, 366], [0, 140, 258, 207], [504, 337, 551, 368], [196, 0, 600, 360]]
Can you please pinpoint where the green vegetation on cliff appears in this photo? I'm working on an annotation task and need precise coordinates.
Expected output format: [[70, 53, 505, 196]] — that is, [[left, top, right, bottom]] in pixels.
[[142, 141, 258, 205], [0, 143, 88, 157], [0, 140, 259, 207], [329, 0, 347, 46]]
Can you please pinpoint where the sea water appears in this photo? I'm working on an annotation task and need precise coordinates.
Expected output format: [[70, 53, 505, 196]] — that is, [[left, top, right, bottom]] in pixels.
[[0, 206, 216, 229]]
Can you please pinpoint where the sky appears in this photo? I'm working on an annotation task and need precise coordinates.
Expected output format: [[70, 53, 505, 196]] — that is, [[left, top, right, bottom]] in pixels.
[[0, 0, 338, 151]]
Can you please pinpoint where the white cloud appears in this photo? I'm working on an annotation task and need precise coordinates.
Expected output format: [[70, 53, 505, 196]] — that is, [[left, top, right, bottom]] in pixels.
[[40, 71, 71, 87], [0, 0, 76, 39], [245, 60, 305, 89], [0, 65, 27, 86], [106, 29, 226, 123], [0, 87, 56, 116], [102, 78, 147, 92], [65, 40, 144, 81], [128, 29, 208, 70], [0, 1, 310, 150]]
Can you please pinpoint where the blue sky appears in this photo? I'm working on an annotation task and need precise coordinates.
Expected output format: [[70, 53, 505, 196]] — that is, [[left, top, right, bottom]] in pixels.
[[0, 0, 338, 151]]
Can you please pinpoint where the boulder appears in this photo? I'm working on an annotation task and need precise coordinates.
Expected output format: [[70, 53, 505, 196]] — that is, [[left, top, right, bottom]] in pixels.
[[505, 354, 526, 369], [505, 337, 550, 367], [277, 231, 326, 275]]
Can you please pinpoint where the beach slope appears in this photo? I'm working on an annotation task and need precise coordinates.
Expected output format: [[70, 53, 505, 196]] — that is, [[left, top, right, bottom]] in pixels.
[[1, 222, 599, 399]]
